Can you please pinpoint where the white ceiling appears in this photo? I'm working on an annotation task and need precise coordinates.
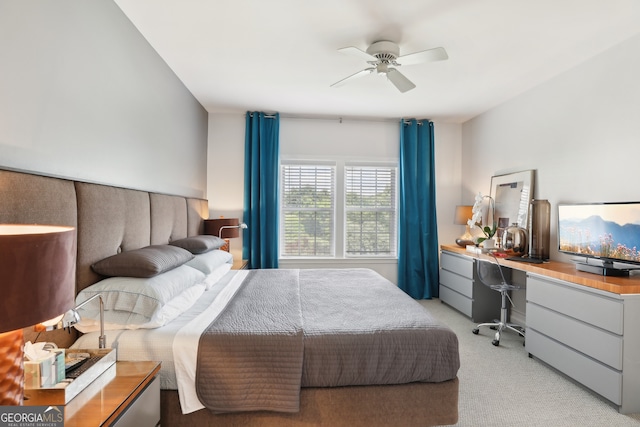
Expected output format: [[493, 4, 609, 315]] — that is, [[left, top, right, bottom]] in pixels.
[[114, 0, 640, 123]]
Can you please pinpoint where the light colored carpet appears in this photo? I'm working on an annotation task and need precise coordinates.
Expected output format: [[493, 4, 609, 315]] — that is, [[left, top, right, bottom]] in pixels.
[[419, 298, 640, 427]]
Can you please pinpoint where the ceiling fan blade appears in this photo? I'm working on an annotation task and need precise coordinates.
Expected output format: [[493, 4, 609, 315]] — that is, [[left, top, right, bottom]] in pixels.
[[337, 46, 377, 62], [396, 47, 448, 66], [330, 68, 375, 88], [386, 68, 416, 93]]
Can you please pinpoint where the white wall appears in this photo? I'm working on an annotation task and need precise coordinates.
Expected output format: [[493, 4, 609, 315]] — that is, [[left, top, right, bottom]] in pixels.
[[207, 113, 246, 261], [462, 33, 640, 262], [0, 1, 208, 198], [434, 122, 465, 247], [207, 114, 463, 283]]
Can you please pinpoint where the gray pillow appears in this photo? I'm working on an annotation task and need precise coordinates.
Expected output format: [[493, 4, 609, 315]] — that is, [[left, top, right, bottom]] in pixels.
[[92, 245, 194, 278], [169, 235, 226, 254]]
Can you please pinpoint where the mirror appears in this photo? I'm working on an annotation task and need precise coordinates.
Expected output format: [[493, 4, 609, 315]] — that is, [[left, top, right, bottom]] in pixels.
[[490, 170, 535, 237]]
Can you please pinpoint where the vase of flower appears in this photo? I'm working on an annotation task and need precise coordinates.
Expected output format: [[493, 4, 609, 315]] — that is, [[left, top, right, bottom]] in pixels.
[[467, 192, 497, 246], [483, 238, 496, 249]]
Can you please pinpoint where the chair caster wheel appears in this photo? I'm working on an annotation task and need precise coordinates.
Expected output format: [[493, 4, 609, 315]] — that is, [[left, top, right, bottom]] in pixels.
[[472, 328, 479, 335], [492, 339, 500, 346]]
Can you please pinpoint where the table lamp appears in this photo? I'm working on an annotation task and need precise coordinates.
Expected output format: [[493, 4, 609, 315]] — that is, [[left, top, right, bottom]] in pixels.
[[454, 205, 475, 247], [204, 218, 248, 252], [0, 225, 76, 405]]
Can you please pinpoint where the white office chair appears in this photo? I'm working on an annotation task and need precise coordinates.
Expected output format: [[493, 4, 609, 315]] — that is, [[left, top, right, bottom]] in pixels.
[[472, 255, 525, 346]]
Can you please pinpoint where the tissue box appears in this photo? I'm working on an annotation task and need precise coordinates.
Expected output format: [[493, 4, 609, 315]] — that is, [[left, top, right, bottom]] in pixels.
[[24, 354, 55, 389], [52, 349, 65, 384]]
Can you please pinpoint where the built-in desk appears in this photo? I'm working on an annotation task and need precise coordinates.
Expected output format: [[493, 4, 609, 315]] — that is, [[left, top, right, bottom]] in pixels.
[[440, 244, 640, 414], [440, 244, 640, 294]]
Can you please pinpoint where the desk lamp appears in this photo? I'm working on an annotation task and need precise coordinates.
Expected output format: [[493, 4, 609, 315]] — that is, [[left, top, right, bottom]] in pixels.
[[204, 218, 248, 252], [0, 225, 76, 405], [41, 293, 106, 349], [454, 205, 475, 247]]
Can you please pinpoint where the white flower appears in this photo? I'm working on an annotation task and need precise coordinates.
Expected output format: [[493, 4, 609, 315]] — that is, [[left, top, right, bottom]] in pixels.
[[467, 192, 484, 229], [467, 192, 496, 241]]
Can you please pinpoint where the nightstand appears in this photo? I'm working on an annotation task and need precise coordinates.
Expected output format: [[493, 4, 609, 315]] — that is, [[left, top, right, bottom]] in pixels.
[[232, 259, 249, 270], [25, 361, 161, 427]]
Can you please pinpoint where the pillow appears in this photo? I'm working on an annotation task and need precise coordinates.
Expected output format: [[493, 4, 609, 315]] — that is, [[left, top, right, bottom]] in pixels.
[[74, 264, 206, 332], [92, 245, 194, 278], [185, 249, 233, 275], [169, 235, 226, 254], [75, 284, 206, 332], [202, 262, 232, 290]]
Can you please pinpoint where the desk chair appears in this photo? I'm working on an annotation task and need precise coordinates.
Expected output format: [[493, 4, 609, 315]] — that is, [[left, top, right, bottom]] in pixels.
[[472, 255, 525, 346]]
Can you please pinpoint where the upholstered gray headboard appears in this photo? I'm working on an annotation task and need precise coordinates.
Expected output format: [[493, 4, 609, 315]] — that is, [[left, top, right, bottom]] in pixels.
[[0, 169, 208, 346]]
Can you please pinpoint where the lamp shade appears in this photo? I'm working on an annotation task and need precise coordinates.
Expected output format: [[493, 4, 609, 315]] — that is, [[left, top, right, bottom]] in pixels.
[[0, 225, 76, 333], [204, 218, 240, 239], [454, 205, 473, 225]]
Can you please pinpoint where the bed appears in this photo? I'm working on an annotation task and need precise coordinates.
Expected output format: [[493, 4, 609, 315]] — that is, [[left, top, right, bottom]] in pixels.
[[0, 168, 460, 427]]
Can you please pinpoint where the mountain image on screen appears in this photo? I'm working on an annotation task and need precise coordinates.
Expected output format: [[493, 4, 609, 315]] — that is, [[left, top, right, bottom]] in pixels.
[[559, 215, 640, 263]]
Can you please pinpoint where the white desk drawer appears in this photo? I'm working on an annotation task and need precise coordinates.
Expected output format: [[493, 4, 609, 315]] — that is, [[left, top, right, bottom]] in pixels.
[[527, 274, 623, 334], [527, 303, 622, 370], [527, 329, 622, 405], [439, 285, 472, 318], [440, 269, 473, 298], [441, 251, 473, 279]]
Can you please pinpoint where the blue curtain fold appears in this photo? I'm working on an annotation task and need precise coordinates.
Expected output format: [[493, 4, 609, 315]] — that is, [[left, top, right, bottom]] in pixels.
[[243, 112, 280, 269], [398, 119, 439, 299]]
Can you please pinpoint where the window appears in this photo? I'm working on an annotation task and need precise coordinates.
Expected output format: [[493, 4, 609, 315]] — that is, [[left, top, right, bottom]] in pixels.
[[345, 165, 397, 256], [280, 161, 397, 259], [280, 163, 335, 257]]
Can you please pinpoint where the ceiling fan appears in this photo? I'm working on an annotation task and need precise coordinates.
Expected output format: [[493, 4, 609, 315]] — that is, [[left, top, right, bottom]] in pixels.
[[331, 40, 448, 93]]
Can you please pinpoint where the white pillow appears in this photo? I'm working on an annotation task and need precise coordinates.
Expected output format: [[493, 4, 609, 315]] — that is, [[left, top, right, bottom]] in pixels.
[[202, 263, 233, 290], [185, 249, 233, 275], [75, 264, 205, 332]]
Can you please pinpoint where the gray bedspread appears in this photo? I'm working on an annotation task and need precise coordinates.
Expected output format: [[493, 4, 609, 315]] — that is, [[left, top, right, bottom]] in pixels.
[[195, 268, 459, 414], [299, 269, 459, 386], [196, 269, 304, 413]]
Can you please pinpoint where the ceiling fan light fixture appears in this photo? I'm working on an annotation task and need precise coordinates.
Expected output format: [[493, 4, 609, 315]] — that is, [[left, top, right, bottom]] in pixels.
[[376, 63, 389, 75], [332, 40, 448, 93]]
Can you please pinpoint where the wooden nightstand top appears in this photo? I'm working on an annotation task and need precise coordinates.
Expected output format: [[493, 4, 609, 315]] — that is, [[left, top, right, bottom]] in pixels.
[[232, 259, 249, 270], [26, 361, 160, 426]]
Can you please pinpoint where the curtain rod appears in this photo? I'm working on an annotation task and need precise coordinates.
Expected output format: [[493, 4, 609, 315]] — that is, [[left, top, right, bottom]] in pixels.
[[247, 113, 431, 123], [248, 113, 277, 119]]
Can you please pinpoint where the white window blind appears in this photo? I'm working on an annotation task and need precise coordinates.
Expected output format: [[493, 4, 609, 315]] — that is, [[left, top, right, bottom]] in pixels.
[[280, 164, 335, 257], [345, 165, 397, 256]]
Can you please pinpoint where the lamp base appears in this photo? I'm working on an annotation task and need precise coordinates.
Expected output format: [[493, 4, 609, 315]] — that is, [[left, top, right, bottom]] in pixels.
[[456, 227, 475, 247], [455, 238, 475, 247], [0, 329, 25, 405], [221, 238, 230, 252]]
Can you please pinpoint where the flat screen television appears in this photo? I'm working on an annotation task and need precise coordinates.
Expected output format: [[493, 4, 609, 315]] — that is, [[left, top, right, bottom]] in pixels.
[[558, 202, 640, 276]]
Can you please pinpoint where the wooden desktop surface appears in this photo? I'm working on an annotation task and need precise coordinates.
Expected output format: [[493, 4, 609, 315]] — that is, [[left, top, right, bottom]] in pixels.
[[441, 244, 640, 294]]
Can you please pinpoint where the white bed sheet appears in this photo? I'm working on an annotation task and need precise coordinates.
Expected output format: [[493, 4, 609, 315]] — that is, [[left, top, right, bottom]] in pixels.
[[173, 269, 248, 414], [71, 269, 242, 393]]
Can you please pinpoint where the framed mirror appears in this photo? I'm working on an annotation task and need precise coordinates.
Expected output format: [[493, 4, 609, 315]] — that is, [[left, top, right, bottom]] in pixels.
[[490, 170, 535, 236]]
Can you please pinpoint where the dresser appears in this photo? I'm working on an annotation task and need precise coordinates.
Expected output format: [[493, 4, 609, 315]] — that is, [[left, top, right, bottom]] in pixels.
[[526, 273, 640, 413], [439, 250, 501, 322], [440, 245, 640, 414]]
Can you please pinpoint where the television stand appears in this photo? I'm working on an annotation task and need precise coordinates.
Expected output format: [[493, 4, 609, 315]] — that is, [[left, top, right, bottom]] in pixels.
[[575, 261, 630, 277]]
